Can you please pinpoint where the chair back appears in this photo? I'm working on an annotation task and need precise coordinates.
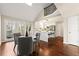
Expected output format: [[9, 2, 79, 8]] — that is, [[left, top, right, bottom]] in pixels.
[[18, 37, 33, 56], [14, 33, 21, 44], [36, 33, 40, 42]]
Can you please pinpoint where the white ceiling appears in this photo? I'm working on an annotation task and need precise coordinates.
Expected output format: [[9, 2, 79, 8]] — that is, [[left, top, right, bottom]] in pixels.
[[1, 3, 79, 22], [55, 3, 79, 17], [0, 3, 50, 21]]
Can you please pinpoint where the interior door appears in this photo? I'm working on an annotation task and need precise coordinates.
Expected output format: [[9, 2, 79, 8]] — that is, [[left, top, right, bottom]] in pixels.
[[68, 16, 79, 46]]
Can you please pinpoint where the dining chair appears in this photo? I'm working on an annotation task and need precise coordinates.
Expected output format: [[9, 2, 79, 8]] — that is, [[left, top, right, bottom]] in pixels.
[[33, 33, 40, 55], [13, 33, 21, 54], [18, 37, 33, 56]]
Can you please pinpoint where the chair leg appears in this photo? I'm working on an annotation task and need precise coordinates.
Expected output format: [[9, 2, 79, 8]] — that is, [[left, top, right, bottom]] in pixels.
[[13, 44, 16, 54]]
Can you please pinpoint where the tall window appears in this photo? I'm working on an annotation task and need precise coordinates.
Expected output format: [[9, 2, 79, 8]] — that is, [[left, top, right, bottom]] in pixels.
[[5, 19, 27, 41]]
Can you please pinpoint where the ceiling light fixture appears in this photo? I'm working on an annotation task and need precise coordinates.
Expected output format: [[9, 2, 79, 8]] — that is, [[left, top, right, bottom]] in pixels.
[[24, 0, 32, 6], [27, 3, 32, 6]]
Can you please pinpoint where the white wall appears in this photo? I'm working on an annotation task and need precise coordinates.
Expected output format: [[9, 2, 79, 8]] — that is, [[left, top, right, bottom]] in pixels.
[[56, 21, 63, 37], [63, 18, 68, 44]]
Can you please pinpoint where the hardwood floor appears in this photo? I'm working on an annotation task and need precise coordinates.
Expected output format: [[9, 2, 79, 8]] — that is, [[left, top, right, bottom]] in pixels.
[[0, 40, 79, 56], [1, 42, 16, 56], [39, 40, 64, 56], [63, 44, 79, 56], [48, 37, 64, 56]]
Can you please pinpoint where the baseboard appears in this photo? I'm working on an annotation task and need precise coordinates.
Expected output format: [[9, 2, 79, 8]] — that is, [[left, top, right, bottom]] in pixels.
[[1, 40, 14, 44]]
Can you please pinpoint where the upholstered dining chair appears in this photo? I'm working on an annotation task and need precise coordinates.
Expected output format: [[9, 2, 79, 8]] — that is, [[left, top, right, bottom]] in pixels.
[[18, 37, 33, 56], [13, 33, 21, 54]]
